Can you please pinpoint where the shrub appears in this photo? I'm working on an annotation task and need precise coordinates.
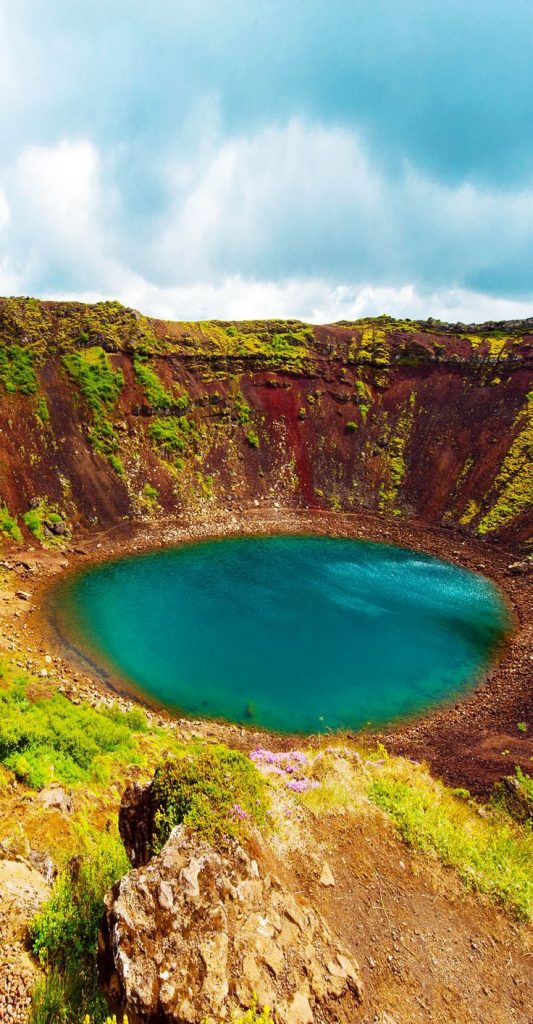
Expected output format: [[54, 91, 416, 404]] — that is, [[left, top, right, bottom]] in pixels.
[[0, 684, 144, 788], [30, 830, 129, 1021], [151, 745, 270, 849], [345, 421, 357, 433]]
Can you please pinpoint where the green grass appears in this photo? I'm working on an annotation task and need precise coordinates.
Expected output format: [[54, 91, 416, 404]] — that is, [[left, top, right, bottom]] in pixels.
[[0, 673, 147, 789], [30, 828, 129, 1022], [246, 429, 260, 448], [0, 343, 38, 394], [478, 390, 533, 534], [36, 395, 50, 425], [367, 759, 533, 920], [151, 744, 270, 849], [148, 415, 194, 459], [0, 502, 23, 543], [22, 500, 69, 547], [62, 347, 124, 471], [133, 353, 183, 409]]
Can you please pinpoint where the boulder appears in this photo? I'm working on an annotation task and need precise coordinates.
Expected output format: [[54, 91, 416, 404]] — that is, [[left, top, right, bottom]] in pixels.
[[36, 784, 74, 815], [0, 859, 51, 942], [100, 825, 363, 1024]]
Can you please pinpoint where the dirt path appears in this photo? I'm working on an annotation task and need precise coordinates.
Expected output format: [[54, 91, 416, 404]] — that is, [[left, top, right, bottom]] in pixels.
[[291, 811, 533, 1024]]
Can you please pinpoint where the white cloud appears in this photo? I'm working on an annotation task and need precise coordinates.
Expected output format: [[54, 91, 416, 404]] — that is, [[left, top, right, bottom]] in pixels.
[[46, 274, 533, 326], [0, 122, 532, 322]]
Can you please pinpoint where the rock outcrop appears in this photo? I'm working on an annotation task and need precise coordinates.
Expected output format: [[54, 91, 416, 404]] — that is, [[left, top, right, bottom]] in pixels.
[[0, 857, 51, 1024], [100, 825, 363, 1024]]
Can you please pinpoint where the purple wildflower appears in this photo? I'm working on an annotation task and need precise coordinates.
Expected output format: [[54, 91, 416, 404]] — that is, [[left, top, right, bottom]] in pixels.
[[286, 778, 319, 793], [230, 803, 249, 820]]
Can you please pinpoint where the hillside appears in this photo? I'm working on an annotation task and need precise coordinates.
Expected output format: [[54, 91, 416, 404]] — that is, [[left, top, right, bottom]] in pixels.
[[0, 297, 532, 547]]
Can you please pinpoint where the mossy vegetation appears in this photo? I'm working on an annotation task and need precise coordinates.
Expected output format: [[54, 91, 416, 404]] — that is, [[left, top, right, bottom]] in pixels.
[[246, 429, 260, 448], [148, 415, 195, 460], [0, 502, 23, 543], [478, 391, 533, 534], [30, 829, 129, 1021], [151, 745, 270, 849], [133, 353, 189, 411], [378, 392, 416, 512], [22, 500, 69, 547], [62, 347, 124, 472], [0, 342, 38, 394], [0, 671, 146, 789]]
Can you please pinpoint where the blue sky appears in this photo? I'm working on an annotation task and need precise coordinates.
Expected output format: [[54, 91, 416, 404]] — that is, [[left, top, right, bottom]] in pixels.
[[1, 0, 532, 321]]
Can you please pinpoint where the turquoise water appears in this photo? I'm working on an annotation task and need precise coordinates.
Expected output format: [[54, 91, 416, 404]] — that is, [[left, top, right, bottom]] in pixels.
[[52, 535, 510, 733]]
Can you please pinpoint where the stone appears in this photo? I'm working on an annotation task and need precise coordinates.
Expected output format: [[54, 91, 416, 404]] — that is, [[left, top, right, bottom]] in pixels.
[[100, 824, 363, 1024], [508, 559, 531, 575], [15, 591, 31, 601], [319, 862, 335, 887], [36, 785, 73, 814]]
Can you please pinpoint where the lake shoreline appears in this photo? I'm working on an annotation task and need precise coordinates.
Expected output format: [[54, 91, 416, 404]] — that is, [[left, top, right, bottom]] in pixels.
[[2, 505, 531, 794]]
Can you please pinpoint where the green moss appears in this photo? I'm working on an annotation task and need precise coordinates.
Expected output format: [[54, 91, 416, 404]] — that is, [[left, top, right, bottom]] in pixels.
[[234, 391, 251, 423], [151, 745, 269, 849], [148, 415, 194, 459], [133, 353, 187, 409], [22, 500, 69, 547], [459, 499, 480, 525], [246, 429, 260, 448], [478, 391, 533, 534], [35, 396, 50, 425], [378, 392, 416, 512], [0, 503, 22, 544], [142, 482, 159, 506], [0, 678, 146, 789], [63, 347, 123, 412], [62, 347, 124, 471], [345, 421, 357, 433], [0, 343, 38, 395]]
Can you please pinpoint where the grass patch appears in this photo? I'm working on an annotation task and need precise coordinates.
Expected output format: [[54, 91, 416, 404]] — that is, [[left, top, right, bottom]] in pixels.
[[30, 827, 129, 1021], [63, 347, 124, 471], [148, 415, 194, 459], [133, 353, 189, 411], [367, 758, 533, 920], [152, 744, 270, 849], [22, 500, 69, 547], [246, 429, 260, 448], [0, 343, 38, 394], [0, 502, 22, 544], [0, 675, 147, 789]]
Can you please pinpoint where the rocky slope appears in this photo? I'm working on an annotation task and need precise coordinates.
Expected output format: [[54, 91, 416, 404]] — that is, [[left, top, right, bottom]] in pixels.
[[0, 298, 531, 547]]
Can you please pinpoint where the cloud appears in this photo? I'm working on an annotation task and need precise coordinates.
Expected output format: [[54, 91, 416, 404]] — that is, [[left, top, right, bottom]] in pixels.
[[0, 121, 532, 322]]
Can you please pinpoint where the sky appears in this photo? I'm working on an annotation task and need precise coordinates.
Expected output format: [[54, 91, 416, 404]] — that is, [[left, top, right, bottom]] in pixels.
[[0, 0, 532, 323]]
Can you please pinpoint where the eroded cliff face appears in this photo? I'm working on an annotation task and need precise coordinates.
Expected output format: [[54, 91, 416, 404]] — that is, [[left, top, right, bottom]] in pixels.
[[0, 297, 531, 546]]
